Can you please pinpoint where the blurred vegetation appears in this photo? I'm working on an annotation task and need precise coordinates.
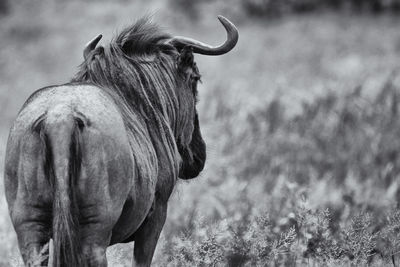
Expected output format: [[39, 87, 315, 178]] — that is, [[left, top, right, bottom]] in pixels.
[[241, 0, 400, 16], [170, 0, 400, 19], [1, 0, 400, 266], [0, 0, 8, 16], [155, 76, 400, 266]]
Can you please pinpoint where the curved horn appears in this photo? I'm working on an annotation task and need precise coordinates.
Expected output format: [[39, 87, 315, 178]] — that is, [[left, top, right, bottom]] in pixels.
[[83, 34, 102, 59], [168, 15, 238, 56]]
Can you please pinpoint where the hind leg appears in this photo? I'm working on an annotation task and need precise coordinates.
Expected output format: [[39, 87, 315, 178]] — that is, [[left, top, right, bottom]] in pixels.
[[11, 206, 51, 267], [7, 176, 52, 266], [78, 192, 127, 267], [79, 215, 117, 267], [132, 200, 167, 267], [5, 131, 53, 266]]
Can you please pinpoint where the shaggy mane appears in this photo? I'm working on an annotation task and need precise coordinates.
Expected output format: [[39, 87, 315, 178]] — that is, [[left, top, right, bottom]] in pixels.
[[71, 17, 196, 184], [115, 17, 172, 56]]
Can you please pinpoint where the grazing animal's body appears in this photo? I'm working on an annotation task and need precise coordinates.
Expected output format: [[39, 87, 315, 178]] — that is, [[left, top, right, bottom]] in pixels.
[[4, 16, 238, 266]]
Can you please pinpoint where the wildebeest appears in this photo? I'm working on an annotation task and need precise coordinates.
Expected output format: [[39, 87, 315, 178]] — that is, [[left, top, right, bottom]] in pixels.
[[4, 16, 238, 266]]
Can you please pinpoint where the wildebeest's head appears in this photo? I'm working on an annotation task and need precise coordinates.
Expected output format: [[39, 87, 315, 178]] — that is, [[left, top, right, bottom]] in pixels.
[[75, 16, 238, 180]]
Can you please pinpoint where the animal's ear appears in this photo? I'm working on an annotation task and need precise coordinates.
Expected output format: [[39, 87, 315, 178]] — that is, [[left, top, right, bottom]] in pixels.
[[178, 113, 206, 179], [83, 34, 102, 60]]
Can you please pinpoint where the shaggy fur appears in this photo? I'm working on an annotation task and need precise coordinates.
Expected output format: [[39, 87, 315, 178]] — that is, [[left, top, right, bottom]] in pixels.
[[72, 17, 201, 184]]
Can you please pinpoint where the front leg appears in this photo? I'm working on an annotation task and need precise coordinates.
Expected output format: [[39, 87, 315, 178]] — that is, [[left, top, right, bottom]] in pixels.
[[132, 199, 167, 267]]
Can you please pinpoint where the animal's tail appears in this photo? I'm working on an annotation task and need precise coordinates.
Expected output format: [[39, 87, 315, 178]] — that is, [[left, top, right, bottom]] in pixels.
[[38, 107, 84, 267]]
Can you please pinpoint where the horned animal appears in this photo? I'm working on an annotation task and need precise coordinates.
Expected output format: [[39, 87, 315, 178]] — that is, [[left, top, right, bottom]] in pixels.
[[4, 16, 238, 266]]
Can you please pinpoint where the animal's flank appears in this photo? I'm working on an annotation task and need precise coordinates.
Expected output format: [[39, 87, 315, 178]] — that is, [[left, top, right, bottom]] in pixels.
[[37, 111, 84, 267]]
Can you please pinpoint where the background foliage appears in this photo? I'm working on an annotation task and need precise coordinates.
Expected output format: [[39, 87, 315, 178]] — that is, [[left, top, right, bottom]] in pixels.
[[1, 0, 400, 266]]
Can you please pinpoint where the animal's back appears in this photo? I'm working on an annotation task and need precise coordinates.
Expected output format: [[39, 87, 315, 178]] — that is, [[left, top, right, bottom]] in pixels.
[[4, 84, 156, 266]]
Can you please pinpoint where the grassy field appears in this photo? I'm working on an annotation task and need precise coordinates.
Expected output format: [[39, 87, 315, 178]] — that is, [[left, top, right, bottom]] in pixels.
[[1, 0, 400, 266]]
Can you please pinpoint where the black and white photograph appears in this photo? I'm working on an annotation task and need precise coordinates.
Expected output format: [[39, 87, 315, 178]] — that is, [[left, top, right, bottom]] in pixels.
[[1, 0, 400, 266]]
